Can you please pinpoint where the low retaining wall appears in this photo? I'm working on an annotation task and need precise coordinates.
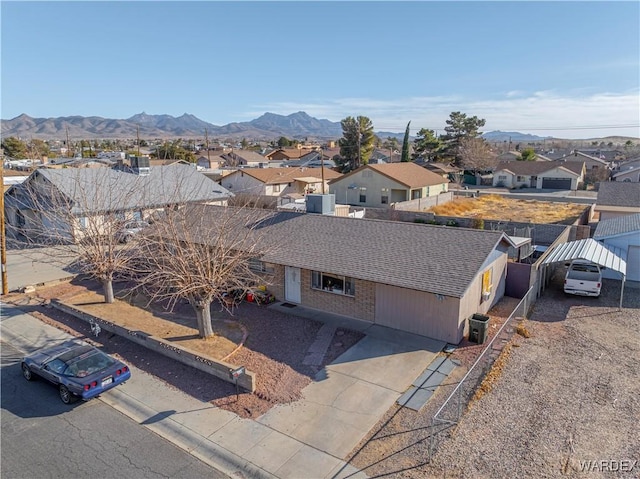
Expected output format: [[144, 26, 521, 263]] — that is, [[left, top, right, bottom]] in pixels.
[[51, 300, 256, 392]]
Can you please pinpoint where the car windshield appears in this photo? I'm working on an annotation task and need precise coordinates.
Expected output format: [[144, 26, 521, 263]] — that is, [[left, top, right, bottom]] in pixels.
[[63, 349, 116, 378]]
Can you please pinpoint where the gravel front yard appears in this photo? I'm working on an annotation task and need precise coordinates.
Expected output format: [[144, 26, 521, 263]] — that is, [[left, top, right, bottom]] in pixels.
[[428, 277, 640, 478], [346, 275, 639, 479]]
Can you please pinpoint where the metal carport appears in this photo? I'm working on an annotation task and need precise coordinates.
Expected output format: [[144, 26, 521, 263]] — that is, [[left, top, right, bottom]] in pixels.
[[542, 238, 628, 308]]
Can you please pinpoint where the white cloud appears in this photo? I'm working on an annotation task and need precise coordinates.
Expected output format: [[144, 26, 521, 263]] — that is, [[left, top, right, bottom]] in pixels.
[[249, 90, 640, 139]]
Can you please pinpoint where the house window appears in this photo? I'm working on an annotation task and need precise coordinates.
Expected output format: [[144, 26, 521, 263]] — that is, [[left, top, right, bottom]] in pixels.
[[481, 269, 492, 303], [381, 188, 389, 204], [273, 184, 281, 193], [359, 188, 367, 203], [78, 217, 88, 229], [311, 271, 355, 296], [498, 175, 507, 181], [516, 176, 526, 182], [411, 189, 422, 200], [249, 258, 275, 274]]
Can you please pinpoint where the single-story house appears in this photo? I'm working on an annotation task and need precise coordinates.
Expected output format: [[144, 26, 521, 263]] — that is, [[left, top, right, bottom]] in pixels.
[[559, 151, 609, 170], [492, 160, 585, 190], [329, 162, 449, 207], [193, 205, 516, 344], [594, 181, 640, 220], [196, 154, 225, 170], [612, 158, 640, 183], [4, 163, 232, 243], [265, 148, 316, 162], [221, 150, 270, 168], [613, 166, 640, 183], [280, 151, 337, 169], [594, 213, 640, 281], [221, 167, 342, 206]]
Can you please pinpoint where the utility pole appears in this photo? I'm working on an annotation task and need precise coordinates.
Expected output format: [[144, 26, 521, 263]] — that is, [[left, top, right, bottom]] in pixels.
[[205, 128, 210, 164], [1, 160, 8, 295], [66, 126, 72, 158], [136, 125, 141, 156]]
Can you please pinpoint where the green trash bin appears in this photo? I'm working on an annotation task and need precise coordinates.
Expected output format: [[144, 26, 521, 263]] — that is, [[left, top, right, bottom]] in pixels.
[[469, 313, 490, 344]]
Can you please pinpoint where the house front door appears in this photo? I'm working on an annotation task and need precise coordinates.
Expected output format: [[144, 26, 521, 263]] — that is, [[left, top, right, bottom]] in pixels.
[[285, 266, 301, 303]]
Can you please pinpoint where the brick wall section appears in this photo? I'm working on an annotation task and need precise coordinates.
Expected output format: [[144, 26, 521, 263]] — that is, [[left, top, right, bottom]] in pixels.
[[271, 265, 376, 322]]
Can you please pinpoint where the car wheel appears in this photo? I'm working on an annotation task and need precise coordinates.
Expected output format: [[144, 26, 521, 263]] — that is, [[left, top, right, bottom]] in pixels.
[[21, 363, 34, 381], [59, 385, 76, 404]]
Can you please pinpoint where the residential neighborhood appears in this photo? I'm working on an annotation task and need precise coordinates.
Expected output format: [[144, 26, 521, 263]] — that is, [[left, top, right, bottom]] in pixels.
[[2, 2, 639, 478]]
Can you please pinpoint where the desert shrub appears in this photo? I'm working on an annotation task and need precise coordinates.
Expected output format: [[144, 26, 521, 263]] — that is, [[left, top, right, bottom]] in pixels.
[[470, 217, 485, 229], [446, 219, 459, 227]]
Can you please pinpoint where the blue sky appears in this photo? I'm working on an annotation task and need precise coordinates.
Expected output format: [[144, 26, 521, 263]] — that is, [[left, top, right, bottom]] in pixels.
[[2, 1, 639, 139]]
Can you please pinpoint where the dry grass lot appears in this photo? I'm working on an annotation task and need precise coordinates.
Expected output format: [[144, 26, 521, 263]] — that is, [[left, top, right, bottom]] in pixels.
[[429, 194, 587, 224], [428, 277, 640, 479]]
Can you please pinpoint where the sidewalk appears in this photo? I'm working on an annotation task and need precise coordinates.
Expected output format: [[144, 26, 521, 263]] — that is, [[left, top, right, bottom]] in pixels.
[[0, 303, 367, 479]]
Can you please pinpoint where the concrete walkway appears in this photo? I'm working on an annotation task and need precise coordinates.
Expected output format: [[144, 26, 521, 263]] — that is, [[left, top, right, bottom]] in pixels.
[[1, 301, 444, 478]]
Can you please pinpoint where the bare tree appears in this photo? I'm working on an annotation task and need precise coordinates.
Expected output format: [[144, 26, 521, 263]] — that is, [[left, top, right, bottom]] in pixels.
[[458, 137, 498, 173], [4, 164, 229, 303], [134, 204, 280, 339]]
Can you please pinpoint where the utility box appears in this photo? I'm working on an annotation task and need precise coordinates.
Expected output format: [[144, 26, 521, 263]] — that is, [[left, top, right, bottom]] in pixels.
[[469, 313, 490, 344]]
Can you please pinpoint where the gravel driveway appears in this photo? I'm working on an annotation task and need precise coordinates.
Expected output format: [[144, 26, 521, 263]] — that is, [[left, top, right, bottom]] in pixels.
[[429, 277, 640, 478]]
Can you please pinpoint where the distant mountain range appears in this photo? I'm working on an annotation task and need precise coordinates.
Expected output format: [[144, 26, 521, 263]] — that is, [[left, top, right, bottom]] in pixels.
[[1, 111, 343, 140], [1, 112, 631, 143]]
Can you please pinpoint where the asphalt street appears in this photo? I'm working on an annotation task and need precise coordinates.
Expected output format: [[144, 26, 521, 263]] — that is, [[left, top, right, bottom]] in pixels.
[[1, 340, 228, 479]]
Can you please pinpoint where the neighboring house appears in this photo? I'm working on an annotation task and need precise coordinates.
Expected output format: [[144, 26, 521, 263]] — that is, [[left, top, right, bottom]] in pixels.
[[492, 160, 585, 190], [221, 167, 342, 206], [612, 158, 640, 183], [221, 150, 270, 168], [280, 151, 338, 169], [613, 166, 640, 183], [196, 205, 515, 344], [265, 148, 312, 162], [329, 162, 449, 207], [497, 151, 521, 162], [369, 148, 401, 164], [196, 154, 225, 170], [593, 213, 640, 281], [418, 161, 464, 182], [560, 151, 609, 170], [4, 163, 232, 243], [594, 182, 640, 220]]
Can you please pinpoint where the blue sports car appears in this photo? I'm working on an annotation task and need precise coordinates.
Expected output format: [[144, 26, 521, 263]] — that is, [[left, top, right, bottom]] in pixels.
[[21, 341, 131, 404]]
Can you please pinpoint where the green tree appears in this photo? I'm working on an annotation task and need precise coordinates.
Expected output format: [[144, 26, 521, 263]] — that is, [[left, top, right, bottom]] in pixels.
[[27, 139, 51, 159], [277, 136, 291, 147], [441, 111, 486, 164], [413, 128, 444, 161], [520, 148, 536, 161], [383, 137, 399, 152], [241, 138, 249, 149], [155, 140, 196, 162], [338, 116, 375, 172], [2, 136, 28, 159], [401, 121, 411, 162]]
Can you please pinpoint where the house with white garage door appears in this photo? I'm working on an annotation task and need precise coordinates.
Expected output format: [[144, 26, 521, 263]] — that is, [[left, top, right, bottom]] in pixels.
[[594, 213, 640, 281], [492, 160, 585, 190]]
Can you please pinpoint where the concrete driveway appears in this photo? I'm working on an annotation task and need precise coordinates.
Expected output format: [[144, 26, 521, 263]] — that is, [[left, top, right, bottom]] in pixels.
[[257, 327, 444, 458], [1, 247, 77, 292]]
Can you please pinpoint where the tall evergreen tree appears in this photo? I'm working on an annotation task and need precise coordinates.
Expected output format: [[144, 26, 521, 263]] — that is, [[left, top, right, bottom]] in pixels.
[[401, 121, 411, 162], [338, 116, 375, 172]]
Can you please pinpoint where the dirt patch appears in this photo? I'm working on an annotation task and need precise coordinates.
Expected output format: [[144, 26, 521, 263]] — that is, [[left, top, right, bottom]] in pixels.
[[428, 194, 586, 224], [9, 279, 364, 419]]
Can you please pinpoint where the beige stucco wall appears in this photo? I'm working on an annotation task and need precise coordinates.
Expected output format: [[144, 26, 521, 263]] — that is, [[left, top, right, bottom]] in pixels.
[[330, 170, 447, 208]]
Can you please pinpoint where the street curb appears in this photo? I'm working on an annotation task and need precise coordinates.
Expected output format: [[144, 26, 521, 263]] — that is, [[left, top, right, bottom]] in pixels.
[[12, 275, 77, 294], [102, 389, 277, 479], [1, 307, 276, 479]]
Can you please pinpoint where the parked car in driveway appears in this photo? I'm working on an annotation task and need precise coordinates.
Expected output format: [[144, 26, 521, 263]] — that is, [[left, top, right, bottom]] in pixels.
[[21, 341, 131, 404], [564, 260, 602, 297], [116, 220, 149, 243]]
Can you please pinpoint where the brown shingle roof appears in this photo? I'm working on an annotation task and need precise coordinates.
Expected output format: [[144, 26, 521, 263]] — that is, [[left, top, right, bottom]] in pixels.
[[233, 167, 341, 185], [334, 162, 448, 188]]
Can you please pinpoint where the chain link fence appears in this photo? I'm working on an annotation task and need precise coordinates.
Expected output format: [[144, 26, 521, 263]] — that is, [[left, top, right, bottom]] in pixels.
[[428, 284, 539, 461]]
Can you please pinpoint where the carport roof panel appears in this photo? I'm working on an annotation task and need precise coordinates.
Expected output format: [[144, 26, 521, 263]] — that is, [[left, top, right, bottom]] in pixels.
[[542, 238, 626, 275]]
